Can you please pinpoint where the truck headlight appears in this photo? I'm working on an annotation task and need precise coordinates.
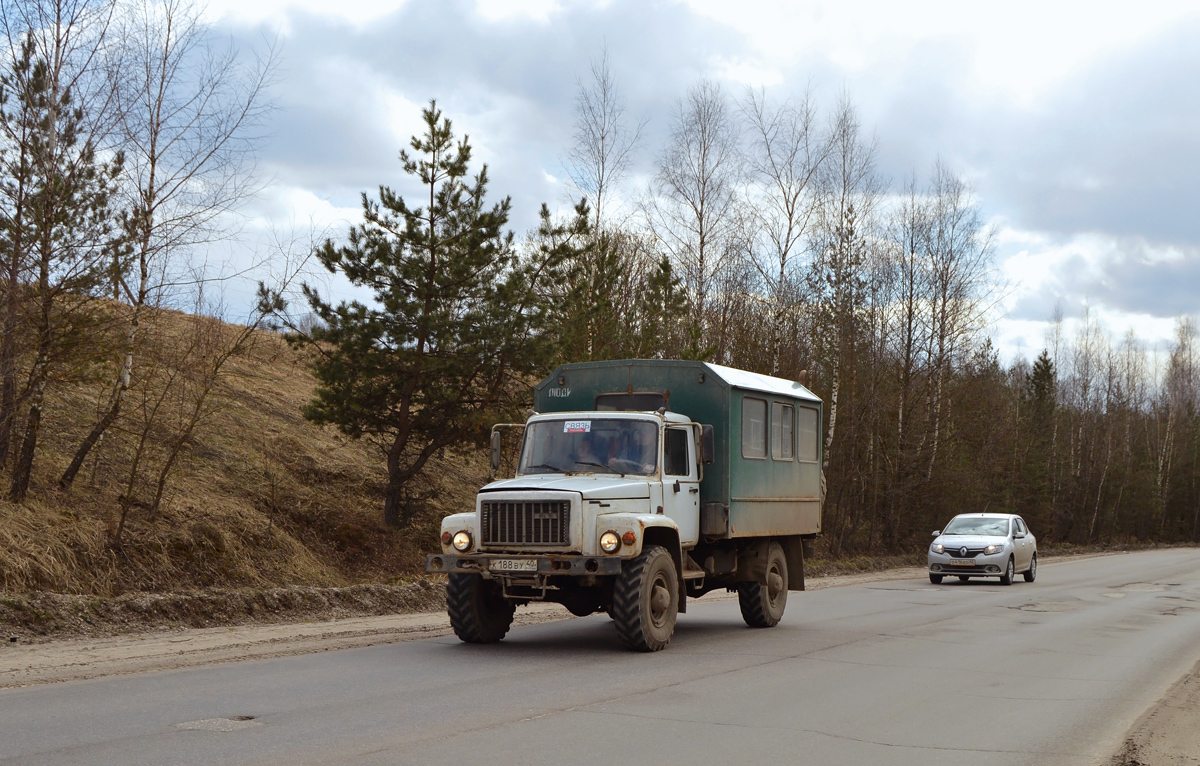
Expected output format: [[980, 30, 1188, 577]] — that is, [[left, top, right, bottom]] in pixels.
[[600, 531, 620, 553], [452, 531, 472, 552]]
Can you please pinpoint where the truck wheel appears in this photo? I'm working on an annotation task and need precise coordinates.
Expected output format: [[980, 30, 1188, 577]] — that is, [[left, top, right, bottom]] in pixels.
[[738, 541, 787, 628], [612, 545, 678, 652], [446, 573, 515, 644]]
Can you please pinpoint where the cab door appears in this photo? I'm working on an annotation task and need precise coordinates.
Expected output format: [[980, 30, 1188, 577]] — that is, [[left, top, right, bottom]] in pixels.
[[661, 425, 699, 545]]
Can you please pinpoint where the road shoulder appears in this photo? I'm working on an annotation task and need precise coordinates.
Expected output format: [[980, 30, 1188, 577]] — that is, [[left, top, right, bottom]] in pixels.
[[1111, 657, 1200, 766]]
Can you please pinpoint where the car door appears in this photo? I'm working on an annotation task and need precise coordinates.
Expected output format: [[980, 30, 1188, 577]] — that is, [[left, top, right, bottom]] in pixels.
[[661, 425, 700, 546], [1013, 518, 1031, 570]]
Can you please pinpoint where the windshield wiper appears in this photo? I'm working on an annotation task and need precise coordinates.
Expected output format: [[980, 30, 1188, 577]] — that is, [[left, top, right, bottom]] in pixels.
[[528, 463, 565, 473], [573, 460, 619, 474]]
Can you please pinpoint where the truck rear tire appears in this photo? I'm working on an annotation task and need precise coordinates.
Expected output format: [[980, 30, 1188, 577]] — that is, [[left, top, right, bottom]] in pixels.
[[738, 541, 787, 628], [612, 545, 678, 652], [447, 573, 516, 644]]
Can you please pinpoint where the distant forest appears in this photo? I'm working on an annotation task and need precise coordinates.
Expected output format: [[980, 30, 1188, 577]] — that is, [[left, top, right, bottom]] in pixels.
[[524, 56, 1200, 552], [1, 0, 1196, 559]]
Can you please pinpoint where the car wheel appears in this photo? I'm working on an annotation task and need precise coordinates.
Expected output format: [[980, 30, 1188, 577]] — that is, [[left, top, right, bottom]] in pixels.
[[738, 541, 788, 628], [929, 573, 943, 584], [1000, 557, 1015, 586], [1023, 554, 1037, 582], [958, 575, 970, 582]]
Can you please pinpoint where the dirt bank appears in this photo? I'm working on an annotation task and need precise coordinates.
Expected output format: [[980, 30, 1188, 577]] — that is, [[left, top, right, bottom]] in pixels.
[[1111, 657, 1200, 766]]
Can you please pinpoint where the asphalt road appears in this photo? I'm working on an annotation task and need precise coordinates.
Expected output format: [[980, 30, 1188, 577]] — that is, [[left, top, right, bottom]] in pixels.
[[2, 549, 1199, 766]]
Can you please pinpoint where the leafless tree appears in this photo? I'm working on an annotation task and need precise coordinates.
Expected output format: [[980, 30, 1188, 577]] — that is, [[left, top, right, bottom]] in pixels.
[[60, 0, 275, 488], [740, 87, 826, 374], [564, 47, 642, 235], [810, 95, 881, 473], [644, 79, 742, 348], [920, 161, 993, 479]]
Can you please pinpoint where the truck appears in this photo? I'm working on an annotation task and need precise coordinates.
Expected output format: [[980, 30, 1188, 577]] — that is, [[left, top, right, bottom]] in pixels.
[[425, 359, 823, 651]]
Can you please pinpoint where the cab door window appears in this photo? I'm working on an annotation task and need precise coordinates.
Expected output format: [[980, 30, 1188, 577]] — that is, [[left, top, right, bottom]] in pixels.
[[664, 427, 692, 477]]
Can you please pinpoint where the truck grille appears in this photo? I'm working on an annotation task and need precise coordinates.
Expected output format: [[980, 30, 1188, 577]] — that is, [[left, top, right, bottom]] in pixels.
[[481, 500, 570, 546]]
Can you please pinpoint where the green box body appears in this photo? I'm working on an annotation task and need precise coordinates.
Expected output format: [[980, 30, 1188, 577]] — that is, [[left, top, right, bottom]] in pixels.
[[534, 360, 822, 539]]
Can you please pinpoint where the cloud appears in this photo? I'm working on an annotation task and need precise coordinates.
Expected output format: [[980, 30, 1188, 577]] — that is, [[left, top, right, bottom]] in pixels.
[[229, 0, 745, 233], [1004, 234, 1200, 322], [984, 19, 1200, 248], [207, 0, 1200, 351]]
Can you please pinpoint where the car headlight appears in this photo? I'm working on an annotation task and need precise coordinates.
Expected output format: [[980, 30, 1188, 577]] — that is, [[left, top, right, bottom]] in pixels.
[[599, 531, 621, 553], [452, 531, 472, 552], [984, 544, 1003, 555], [931, 543, 944, 554]]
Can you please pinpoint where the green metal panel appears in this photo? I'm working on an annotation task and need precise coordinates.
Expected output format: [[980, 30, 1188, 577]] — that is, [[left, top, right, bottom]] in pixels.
[[533, 360, 824, 538], [728, 389, 822, 536]]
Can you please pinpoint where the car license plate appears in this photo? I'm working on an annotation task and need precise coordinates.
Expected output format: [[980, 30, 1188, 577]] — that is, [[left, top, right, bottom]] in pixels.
[[949, 559, 974, 566], [489, 558, 537, 573]]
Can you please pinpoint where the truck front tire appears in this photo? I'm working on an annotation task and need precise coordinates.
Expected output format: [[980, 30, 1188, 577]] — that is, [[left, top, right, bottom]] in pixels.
[[447, 573, 516, 644], [612, 545, 678, 652], [738, 541, 788, 628]]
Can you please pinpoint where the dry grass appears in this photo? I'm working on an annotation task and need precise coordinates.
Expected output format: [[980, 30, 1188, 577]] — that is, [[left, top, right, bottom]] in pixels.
[[1, 314, 487, 597]]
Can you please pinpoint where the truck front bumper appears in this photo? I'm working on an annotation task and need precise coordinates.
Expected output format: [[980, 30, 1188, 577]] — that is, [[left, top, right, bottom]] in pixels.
[[426, 553, 625, 577]]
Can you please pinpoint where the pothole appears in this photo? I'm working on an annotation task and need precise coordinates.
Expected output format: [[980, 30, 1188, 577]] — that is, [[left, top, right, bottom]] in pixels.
[[175, 716, 262, 732], [1113, 582, 1167, 593], [1010, 602, 1079, 613]]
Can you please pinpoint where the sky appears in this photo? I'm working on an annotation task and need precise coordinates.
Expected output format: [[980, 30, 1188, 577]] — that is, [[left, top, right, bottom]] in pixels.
[[203, 0, 1200, 363]]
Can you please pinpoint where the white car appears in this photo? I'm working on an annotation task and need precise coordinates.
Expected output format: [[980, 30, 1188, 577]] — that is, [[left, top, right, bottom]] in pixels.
[[928, 513, 1037, 585]]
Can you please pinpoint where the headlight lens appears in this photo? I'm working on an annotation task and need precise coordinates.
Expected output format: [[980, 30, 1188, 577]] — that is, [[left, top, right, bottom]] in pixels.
[[984, 544, 1003, 555], [452, 531, 472, 552], [600, 531, 621, 553], [931, 543, 944, 554]]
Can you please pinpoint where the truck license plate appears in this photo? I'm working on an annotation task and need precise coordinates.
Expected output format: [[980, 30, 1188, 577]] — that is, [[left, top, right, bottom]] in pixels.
[[949, 559, 974, 566], [490, 558, 537, 573]]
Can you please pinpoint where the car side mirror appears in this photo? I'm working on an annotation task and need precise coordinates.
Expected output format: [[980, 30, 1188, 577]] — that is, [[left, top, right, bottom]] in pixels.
[[700, 424, 715, 464], [932, 530, 941, 537], [489, 430, 502, 471]]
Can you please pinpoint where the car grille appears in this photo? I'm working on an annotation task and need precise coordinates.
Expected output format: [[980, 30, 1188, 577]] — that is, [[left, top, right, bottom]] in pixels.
[[481, 500, 570, 546], [945, 546, 987, 558]]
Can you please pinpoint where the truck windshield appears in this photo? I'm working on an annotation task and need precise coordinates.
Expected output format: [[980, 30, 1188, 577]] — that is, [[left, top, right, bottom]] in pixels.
[[518, 418, 658, 476]]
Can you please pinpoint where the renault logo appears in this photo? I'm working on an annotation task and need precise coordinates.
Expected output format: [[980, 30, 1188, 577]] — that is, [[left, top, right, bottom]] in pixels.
[[959, 547, 968, 556]]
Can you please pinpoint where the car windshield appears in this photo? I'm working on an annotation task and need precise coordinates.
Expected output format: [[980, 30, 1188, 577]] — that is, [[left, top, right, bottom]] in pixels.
[[943, 517, 1010, 536], [518, 418, 658, 476]]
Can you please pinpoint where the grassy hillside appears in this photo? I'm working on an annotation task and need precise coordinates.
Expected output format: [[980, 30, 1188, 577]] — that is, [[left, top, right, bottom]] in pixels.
[[0, 312, 486, 596]]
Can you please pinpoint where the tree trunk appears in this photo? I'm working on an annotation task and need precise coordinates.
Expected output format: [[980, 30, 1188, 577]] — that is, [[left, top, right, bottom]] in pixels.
[[9, 364, 46, 501], [61, 310, 141, 488]]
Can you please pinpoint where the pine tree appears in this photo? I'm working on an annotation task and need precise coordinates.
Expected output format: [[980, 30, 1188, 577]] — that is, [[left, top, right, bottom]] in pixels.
[[1020, 349, 1057, 536], [0, 24, 124, 500], [294, 102, 560, 527]]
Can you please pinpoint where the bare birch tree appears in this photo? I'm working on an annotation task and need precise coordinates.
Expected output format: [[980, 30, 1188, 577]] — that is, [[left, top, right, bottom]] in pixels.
[[60, 0, 274, 488], [644, 79, 741, 352], [564, 47, 642, 235], [740, 87, 826, 374]]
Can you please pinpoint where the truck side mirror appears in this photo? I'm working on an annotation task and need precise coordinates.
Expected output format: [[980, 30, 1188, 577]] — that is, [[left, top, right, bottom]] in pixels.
[[490, 430, 502, 471], [700, 424, 714, 464]]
